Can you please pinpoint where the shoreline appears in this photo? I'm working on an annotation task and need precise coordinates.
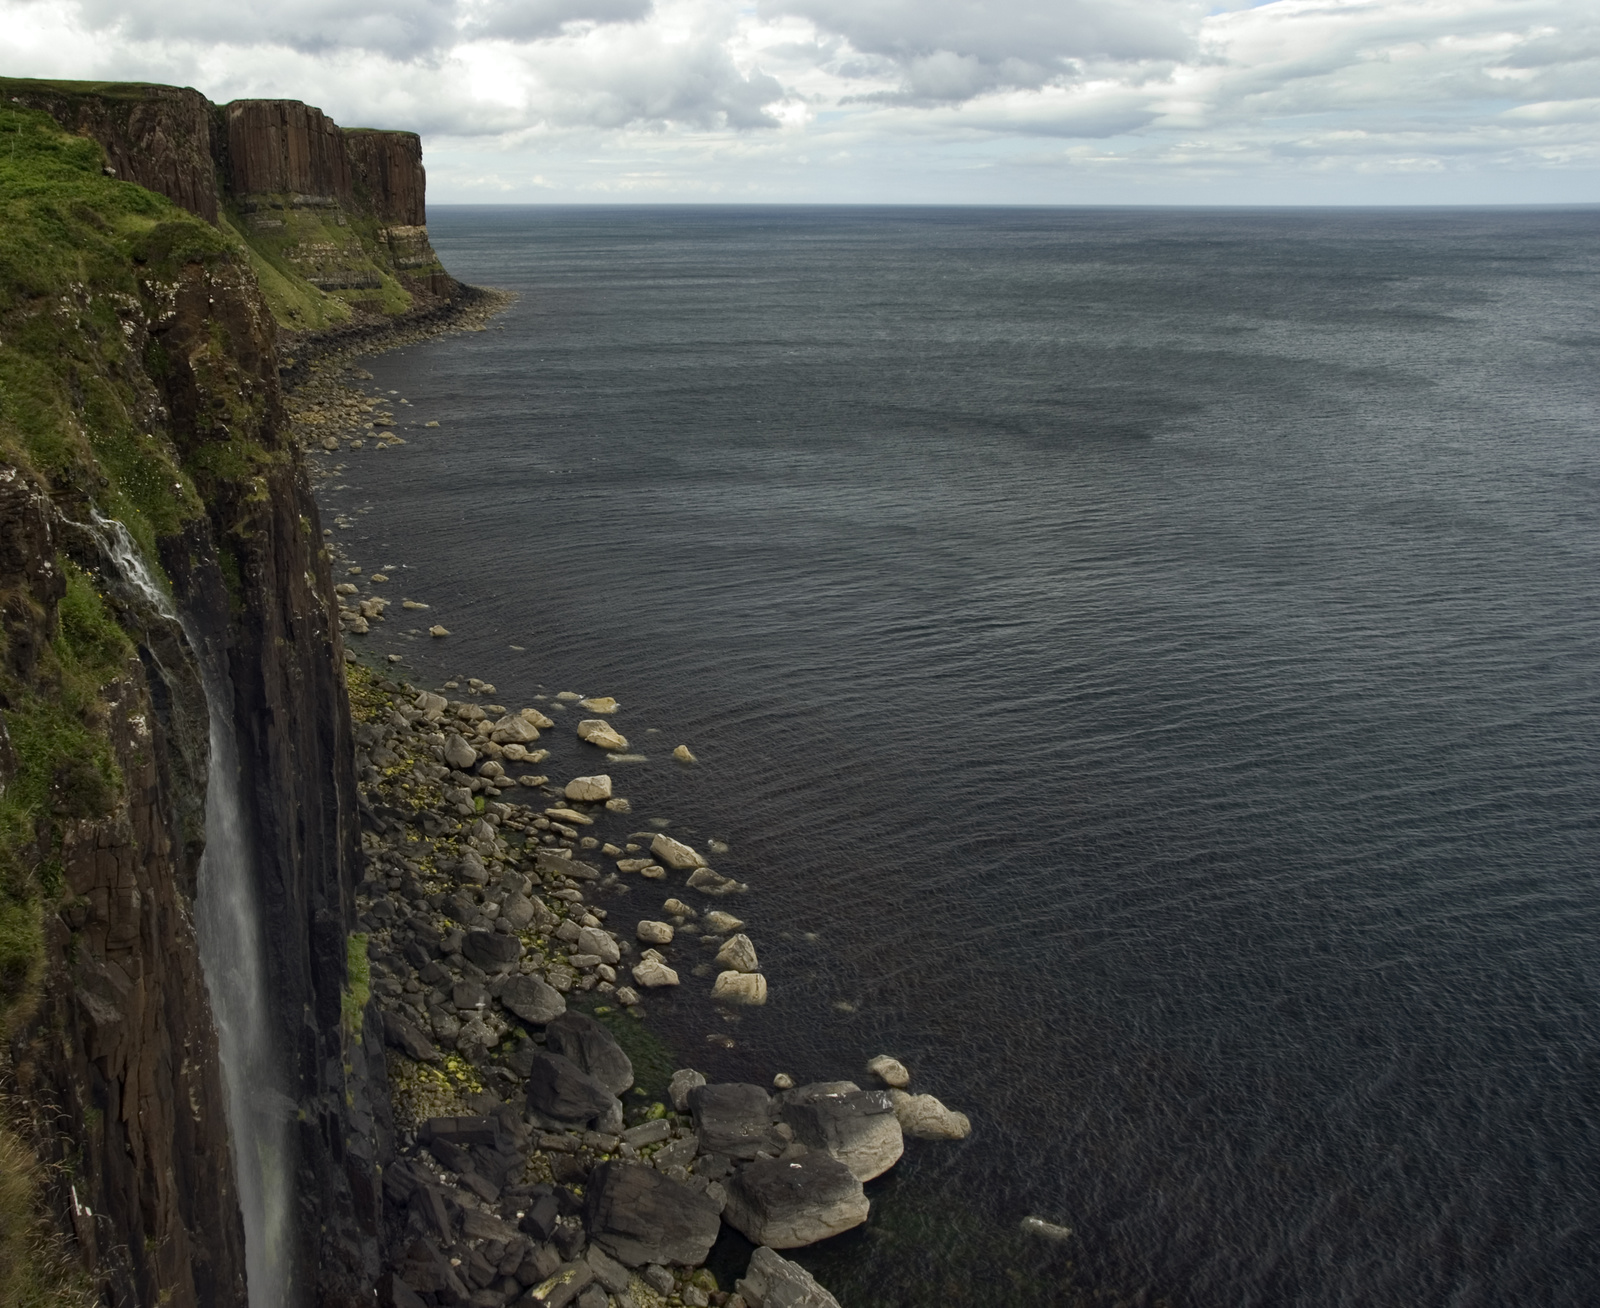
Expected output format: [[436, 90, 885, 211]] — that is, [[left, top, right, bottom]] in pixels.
[[292, 305, 977, 1308]]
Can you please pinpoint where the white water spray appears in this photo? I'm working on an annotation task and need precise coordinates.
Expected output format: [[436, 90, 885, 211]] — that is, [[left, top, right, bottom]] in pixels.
[[90, 516, 292, 1306]]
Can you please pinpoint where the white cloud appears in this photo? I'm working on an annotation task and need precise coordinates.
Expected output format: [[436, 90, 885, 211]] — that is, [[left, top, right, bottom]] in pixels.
[[1, 0, 1597, 201]]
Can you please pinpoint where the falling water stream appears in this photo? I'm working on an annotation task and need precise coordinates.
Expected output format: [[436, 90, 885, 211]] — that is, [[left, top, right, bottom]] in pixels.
[[90, 516, 292, 1307]]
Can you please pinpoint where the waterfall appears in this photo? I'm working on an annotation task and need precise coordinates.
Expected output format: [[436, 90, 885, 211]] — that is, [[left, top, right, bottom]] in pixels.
[[90, 516, 293, 1307]]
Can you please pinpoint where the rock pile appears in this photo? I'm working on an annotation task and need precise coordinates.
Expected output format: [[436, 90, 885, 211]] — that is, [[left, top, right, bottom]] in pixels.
[[339, 667, 972, 1307]]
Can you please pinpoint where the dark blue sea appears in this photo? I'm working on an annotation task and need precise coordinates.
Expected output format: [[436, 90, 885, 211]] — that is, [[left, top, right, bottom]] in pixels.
[[323, 206, 1600, 1306]]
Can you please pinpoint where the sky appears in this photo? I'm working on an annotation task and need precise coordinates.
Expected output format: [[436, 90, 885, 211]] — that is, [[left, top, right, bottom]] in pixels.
[[3, 0, 1598, 204]]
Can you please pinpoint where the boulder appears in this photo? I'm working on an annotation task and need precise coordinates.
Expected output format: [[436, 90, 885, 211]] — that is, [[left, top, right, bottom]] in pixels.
[[527, 1260, 594, 1308], [577, 720, 629, 750], [414, 691, 448, 714], [584, 1163, 722, 1268], [866, 1055, 910, 1089], [526, 1051, 616, 1123], [546, 1012, 633, 1096], [704, 911, 744, 933], [688, 1084, 780, 1160], [650, 834, 706, 870], [687, 868, 746, 895], [501, 893, 537, 930], [712, 972, 768, 1006], [443, 734, 477, 769], [462, 930, 522, 971], [735, 1246, 842, 1308], [565, 775, 613, 803], [715, 934, 759, 973], [499, 975, 566, 1025], [578, 697, 619, 714], [631, 958, 679, 988], [887, 1090, 971, 1140], [521, 706, 556, 729], [636, 920, 674, 945], [456, 849, 489, 885], [721, 1152, 869, 1249], [382, 1011, 440, 1062], [780, 1086, 903, 1181], [491, 714, 541, 744], [668, 1068, 707, 1112], [576, 926, 620, 966]]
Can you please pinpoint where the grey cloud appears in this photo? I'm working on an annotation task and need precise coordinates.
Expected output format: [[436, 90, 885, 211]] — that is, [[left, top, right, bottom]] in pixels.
[[766, 0, 1196, 102], [541, 47, 785, 130], [468, 0, 653, 42]]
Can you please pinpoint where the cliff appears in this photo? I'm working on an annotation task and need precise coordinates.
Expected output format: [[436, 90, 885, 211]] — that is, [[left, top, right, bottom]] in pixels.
[[1, 77, 459, 333], [0, 91, 396, 1305]]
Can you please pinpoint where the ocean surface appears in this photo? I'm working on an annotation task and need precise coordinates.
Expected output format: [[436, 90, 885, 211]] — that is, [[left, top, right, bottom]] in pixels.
[[321, 206, 1600, 1306]]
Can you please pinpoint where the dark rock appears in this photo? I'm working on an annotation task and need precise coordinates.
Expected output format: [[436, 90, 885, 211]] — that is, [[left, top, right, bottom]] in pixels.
[[554, 1220, 587, 1261], [461, 1207, 521, 1244], [464, 929, 523, 970], [500, 974, 566, 1025], [550, 1152, 592, 1186], [527, 1052, 616, 1124], [521, 1194, 562, 1241], [583, 1162, 723, 1268], [722, 1152, 869, 1249], [384, 1273, 430, 1308], [735, 1245, 842, 1308], [574, 1286, 608, 1308], [525, 1260, 594, 1308], [424, 1116, 503, 1149], [411, 1186, 456, 1245], [584, 1244, 633, 1295], [688, 1084, 782, 1160], [546, 1012, 633, 1096]]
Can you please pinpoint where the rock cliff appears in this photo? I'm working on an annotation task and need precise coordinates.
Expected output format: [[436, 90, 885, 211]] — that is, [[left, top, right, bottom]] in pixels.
[[0, 91, 400, 1305]]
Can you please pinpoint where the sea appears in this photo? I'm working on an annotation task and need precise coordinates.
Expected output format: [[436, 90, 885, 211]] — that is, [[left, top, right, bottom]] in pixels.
[[319, 206, 1600, 1307]]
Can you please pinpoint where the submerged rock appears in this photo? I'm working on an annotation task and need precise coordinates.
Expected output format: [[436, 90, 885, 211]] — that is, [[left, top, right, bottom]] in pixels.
[[650, 833, 706, 870], [577, 720, 629, 750], [712, 972, 768, 1007], [888, 1090, 971, 1140], [866, 1055, 910, 1089], [578, 696, 619, 714]]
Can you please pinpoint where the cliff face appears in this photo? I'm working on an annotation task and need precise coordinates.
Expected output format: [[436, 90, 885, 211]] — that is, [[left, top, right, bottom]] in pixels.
[[1, 98, 392, 1306]]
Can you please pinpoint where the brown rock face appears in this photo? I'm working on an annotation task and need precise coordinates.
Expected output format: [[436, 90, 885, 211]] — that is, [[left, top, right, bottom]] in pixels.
[[2, 470, 246, 1308], [0, 79, 220, 222], [225, 98, 353, 202], [345, 128, 427, 226]]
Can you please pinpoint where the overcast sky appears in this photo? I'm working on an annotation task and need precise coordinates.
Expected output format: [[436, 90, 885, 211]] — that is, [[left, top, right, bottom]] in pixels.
[[4, 0, 1598, 203]]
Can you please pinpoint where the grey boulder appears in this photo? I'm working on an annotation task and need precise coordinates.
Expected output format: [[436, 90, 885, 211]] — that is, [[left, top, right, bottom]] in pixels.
[[780, 1085, 903, 1181], [584, 1162, 722, 1268], [546, 1011, 634, 1096], [462, 930, 521, 971], [499, 974, 566, 1025], [688, 1083, 781, 1160], [722, 1151, 869, 1249], [735, 1246, 843, 1308]]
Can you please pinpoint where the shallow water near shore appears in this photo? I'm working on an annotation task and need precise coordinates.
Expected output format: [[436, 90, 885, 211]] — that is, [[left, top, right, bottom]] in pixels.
[[319, 206, 1600, 1306]]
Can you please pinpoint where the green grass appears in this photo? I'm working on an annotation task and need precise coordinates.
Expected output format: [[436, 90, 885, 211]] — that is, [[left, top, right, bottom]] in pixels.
[[342, 933, 372, 1043], [0, 1123, 95, 1308]]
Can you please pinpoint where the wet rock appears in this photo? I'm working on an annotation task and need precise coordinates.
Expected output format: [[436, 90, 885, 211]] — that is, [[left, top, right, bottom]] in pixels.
[[636, 920, 674, 945], [735, 1246, 842, 1308], [631, 957, 679, 988], [1020, 1215, 1073, 1243], [687, 868, 746, 895], [688, 1084, 780, 1160], [672, 744, 696, 763], [887, 1090, 971, 1140], [546, 1011, 634, 1096], [500, 974, 566, 1025], [491, 714, 541, 744], [715, 934, 759, 973], [780, 1086, 902, 1181], [866, 1055, 910, 1088], [526, 1051, 616, 1124], [578, 697, 619, 714], [444, 733, 478, 769], [669, 1068, 707, 1112], [576, 720, 629, 750], [584, 1163, 723, 1268], [705, 910, 744, 934], [650, 833, 706, 870], [712, 971, 768, 1006], [721, 1152, 869, 1249], [430, 624, 451, 637], [564, 775, 612, 802]]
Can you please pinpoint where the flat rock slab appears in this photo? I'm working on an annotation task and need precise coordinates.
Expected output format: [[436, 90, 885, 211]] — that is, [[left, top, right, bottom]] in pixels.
[[526, 1051, 616, 1124], [546, 1011, 634, 1096], [736, 1245, 843, 1308], [781, 1087, 903, 1181], [722, 1151, 869, 1249], [689, 1083, 781, 1160], [584, 1162, 723, 1268]]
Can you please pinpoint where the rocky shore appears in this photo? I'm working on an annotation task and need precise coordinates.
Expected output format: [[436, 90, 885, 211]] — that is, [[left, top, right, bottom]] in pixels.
[[294, 334, 973, 1308]]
